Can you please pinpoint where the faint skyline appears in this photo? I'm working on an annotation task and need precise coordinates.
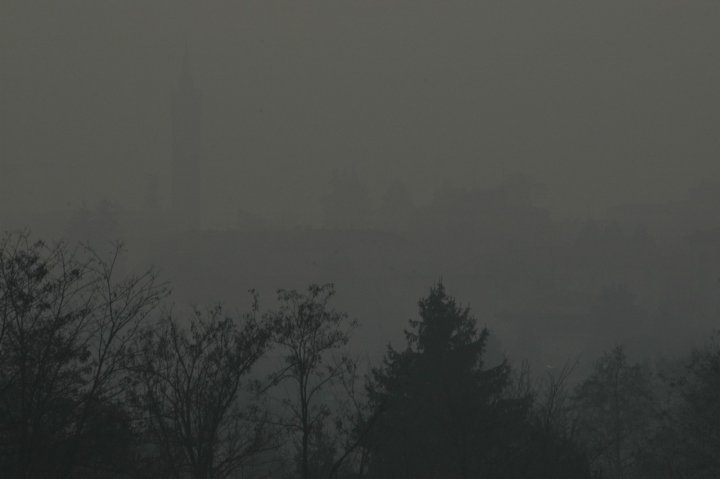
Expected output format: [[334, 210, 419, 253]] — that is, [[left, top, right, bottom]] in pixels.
[[2, 0, 719, 224]]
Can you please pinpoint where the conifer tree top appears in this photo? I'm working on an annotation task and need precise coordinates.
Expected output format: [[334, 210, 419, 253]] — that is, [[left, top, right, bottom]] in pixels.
[[406, 281, 487, 362]]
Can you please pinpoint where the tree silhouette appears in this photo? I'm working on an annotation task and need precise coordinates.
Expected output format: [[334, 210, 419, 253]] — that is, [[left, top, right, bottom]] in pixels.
[[640, 336, 720, 479], [364, 282, 532, 479], [128, 303, 272, 479], [265, 284, 361, 479], [675, 340, 720, 477], [520, 360, 593, 479], [572, 346, 655, 479], [0, 232, 165, 478]]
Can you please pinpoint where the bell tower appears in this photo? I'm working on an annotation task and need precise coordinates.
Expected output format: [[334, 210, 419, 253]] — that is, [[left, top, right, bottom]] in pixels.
[[171, 44, 203, 227]]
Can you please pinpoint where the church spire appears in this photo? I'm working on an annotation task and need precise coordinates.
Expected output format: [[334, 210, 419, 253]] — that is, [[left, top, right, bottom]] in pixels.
[[171, 43, 203, 227]]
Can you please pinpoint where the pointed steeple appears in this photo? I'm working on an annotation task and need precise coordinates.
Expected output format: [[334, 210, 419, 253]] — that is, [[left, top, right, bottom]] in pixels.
[[171, 43, 203, 227]]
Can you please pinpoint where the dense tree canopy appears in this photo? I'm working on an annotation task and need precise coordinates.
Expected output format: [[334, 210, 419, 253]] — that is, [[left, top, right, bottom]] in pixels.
[[364, 282, 567, 479], [0, 232, 718, 479]]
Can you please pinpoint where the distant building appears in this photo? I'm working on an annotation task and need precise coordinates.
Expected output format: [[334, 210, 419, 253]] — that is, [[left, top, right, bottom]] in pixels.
[[171, 45, 204, 228]]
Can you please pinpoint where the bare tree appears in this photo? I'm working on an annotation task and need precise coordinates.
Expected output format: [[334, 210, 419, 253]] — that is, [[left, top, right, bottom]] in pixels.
[[537, 359, 579, 435], [265, 284, 362, 479], [0, 231, 166, 478], [572, 346, 655, 479], [129, 301, 273, 479], [325, 356, 379, 479]]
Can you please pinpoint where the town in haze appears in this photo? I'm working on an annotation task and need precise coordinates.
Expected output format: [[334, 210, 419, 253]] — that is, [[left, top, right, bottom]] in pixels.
[[1, 1, 720, 478]]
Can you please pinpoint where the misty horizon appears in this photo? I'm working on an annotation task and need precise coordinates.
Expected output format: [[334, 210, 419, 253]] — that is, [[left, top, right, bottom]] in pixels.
[[3, 0, 720, 226], [2, 2, 720, 478]]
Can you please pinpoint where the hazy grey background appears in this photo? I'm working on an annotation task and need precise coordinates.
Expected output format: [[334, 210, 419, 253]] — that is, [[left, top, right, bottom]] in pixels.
[[2, 0, 720, 369], [2, 0, 719, 221]]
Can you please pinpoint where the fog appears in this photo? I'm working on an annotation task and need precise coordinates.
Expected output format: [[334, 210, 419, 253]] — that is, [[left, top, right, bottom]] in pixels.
[[3, 1, 720, 477], [3, 0, 720, 356], [3, 0, 720, 221]]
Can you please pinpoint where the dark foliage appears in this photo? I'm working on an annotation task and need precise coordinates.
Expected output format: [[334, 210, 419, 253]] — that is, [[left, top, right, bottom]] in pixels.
[[364, 282, 591, 479], [638, 336, 720, 479], [0, 232, 165, 478], [127, 304, 272, 479], [265, 284, 365, 479], [1, 232, 719, 479]]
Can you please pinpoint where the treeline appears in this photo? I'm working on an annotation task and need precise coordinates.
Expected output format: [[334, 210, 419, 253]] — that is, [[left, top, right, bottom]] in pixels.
[[0, 232, 718, 479]]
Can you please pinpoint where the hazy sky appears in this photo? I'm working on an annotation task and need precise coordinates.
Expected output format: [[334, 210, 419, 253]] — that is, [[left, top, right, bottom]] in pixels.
[[2, 0, 719, 222]]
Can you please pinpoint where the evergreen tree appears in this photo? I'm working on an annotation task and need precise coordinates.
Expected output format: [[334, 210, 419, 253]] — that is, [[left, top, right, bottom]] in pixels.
[[364, 282, 530, 479]]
